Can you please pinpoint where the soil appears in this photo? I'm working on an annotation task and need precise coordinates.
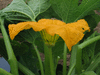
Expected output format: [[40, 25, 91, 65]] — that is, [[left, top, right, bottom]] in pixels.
[[0, 0, 13, 10]]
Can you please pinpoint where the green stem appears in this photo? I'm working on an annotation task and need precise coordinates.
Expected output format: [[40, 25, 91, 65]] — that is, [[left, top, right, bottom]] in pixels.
[[32, 43, 44, 75], [17, 62, 35, 75], [49, 46, 56, 75], [44, 44, 51, 75], [44, 44, 56, 75], [0, 68, 12, 75], [0, 18, 19, 75], [76, 46, 82, 75], [78, 35, 100, 49], [75, 35, 100, 74], [63, 43, 67, 75], [69, 44, 78, 75], [68, 62, 76, 75]]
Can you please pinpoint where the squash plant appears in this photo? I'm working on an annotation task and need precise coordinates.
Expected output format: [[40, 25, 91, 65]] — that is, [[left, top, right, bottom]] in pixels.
[[0, 0, 100, 75]]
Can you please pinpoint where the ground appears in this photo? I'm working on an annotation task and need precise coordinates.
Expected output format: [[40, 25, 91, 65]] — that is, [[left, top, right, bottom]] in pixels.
[[0, 0, 12, 10]]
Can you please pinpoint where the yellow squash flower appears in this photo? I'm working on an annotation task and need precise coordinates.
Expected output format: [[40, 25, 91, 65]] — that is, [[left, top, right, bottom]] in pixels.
[[8, 19, 90, 51]]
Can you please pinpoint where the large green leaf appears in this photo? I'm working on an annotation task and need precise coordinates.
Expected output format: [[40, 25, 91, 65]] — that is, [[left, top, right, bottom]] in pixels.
[[0, 39, 29, 59], [18, 28, 40, 43], [36, 6, 61, 20], [28, 0, 51, 19], [2, 0, 50, 21], [35, 37, 44, 53], [50, 0, 100, 23], [91, 14, 100, 24], [19, 44, 39, 75], [2, 0, 35, 21], [52, 38, 64, 58]]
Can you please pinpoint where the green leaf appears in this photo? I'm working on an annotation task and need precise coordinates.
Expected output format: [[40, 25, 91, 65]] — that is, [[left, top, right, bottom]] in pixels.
[[92, 14, 100, 24], [6, 12, 32, 21], [18, 28, 40, 43], [0, 38, 29, 58], [50, 0, 100, 23], [0, 10, 7, 18], [81, 13, 100, 43], [82, 15, 96, 40], [95, 40, 100, 55], [0, 39, 8, 58], [36, 6, 61, 20], [84, 15, 98, 31], [35, 37, 44, 53], [19, 45, 39, 75], [11, 40, 29, 56], [2, 0, 50, 21], [23, 42, 38, 57], [23, 0, 30, 3], [2, 0, 35, 21], [84, 12, 100, 30], [52, 37, 64, 58], [81, 71, 97, 75], [28, 0, 51, 19]]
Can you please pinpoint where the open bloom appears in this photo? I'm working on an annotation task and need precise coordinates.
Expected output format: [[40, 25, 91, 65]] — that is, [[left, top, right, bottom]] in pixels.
[[8, 19, 90, 51]]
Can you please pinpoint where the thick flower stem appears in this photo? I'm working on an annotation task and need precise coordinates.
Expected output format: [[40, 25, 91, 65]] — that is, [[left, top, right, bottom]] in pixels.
[[63, 43, 67, 75], [44, 44, 51, 75], [17, 62, 35, 75], [75, 35, 100, 74], [78, 35, 100, 49], [44, 44, 56, 75], [76, 46, 82, 75], [0, 68, 12, 75], [49, 47, 56, 75], [0, 18, 19, 75], [69, 44, 78, 75], [68, 62, 75, 75], [32, 43, 44, 75], [75, 35, 100, 75]]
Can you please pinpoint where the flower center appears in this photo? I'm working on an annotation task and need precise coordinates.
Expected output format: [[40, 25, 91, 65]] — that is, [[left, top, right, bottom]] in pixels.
[[40, 30, 59, 46]]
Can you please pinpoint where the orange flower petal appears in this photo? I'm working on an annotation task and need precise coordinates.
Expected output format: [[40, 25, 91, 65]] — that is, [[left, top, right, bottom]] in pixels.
[[8, 19, 90, 51], [38, 19, 66, 26], [43, 19, 90, 51], [8, 21, 38, 40]]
